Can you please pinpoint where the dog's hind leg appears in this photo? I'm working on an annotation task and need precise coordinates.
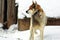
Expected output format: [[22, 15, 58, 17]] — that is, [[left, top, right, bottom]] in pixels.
[[40, 27, 44, 40]]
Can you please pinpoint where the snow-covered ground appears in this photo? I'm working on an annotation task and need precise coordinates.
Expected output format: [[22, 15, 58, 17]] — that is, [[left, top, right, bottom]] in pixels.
[[0, 25, 60, 40]]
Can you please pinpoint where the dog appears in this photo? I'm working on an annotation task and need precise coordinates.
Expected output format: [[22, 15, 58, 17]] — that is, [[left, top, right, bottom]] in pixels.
[[26, 1, 47, 40]]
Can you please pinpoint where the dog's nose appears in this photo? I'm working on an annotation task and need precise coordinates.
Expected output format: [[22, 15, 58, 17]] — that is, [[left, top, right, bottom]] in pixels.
[[26, 10, 28, 13]]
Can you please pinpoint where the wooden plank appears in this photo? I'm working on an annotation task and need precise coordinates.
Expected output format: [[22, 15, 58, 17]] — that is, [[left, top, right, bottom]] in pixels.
[[47, 17, 60, 25], [7, 0, 16, 28], [2, 0, 5, 23], [0, 0, 4, 23], [18, 18, 30, 31], [0, 0, 2, 23], [15, 4, 18, 24]]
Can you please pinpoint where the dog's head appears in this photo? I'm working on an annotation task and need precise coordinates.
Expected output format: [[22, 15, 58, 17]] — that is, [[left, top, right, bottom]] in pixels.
[[26, 1, 43, 17]]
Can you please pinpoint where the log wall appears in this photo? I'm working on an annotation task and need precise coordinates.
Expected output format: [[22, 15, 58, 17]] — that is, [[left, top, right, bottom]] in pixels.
[[7, 0, 16, 28], [0, 0, 4, 23]]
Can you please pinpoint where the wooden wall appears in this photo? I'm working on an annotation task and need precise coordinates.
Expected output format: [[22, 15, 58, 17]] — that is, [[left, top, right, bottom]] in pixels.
[[0, 0, 17, 29], [0, 0, 4, 23], [7, 0, 16, 28]]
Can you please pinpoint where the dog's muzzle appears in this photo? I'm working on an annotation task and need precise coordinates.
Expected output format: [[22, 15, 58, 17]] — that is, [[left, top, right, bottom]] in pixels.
[[26, 9, 40, 17]]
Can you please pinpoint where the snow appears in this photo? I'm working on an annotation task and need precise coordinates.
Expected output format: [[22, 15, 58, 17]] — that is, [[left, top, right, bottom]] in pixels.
[[0, 24, 60, 40], [0, 23, 3, 28], [7, 24, 18, 32]]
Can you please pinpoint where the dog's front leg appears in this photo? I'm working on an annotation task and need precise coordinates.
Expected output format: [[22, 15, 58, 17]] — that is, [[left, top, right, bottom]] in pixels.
[[40, 28, 44, 40], [30, 28, 34, 40]]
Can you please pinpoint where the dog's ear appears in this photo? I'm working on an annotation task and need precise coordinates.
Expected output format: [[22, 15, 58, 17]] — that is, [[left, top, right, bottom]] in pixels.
[[35, 1, 37, 7], [32, 1, 34, 5], [35, 1, 37, 4]]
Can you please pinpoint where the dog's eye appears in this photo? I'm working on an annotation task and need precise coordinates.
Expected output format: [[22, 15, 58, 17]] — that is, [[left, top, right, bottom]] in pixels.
[[32, 5, 35, 8]]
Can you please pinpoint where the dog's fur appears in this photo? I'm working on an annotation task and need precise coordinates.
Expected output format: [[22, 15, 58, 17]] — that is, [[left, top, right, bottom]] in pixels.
[[26, 1, 47, 40]]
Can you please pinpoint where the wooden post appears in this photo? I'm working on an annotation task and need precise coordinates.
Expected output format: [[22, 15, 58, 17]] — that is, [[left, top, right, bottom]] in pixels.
[[7, 0, 16, 28], [0, 0, 2, 23], [0, 0, 4, 23]]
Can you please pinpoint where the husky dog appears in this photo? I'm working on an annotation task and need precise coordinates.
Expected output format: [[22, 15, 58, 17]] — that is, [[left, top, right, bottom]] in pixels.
[[26, 1, 47, 40]]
